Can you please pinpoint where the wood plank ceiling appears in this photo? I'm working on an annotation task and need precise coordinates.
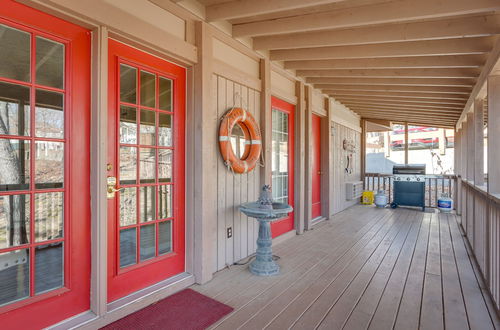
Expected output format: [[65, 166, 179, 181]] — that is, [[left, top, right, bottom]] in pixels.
[[197, 0, 500, 127]]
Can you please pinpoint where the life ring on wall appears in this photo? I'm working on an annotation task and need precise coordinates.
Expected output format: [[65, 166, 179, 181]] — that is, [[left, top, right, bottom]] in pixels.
[[219, 108, 262, 174]]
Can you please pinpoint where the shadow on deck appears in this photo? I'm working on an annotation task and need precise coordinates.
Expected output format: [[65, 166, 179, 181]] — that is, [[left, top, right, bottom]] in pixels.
[[192, 205, 500, 330]]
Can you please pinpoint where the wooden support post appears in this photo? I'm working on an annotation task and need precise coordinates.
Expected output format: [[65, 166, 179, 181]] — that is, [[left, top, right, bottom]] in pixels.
[[404, 122, 409, 164], [193, 21, 216, 284], [467, 112, 475, 182], [295, 81, 306, 234], [304, 85, 313, 230], [488, 75, 500, 195], [474, 99, 485, 187], [455, 128, 461, 214], [439, 128, 446, 155], [461, 121, 468, 182], [260, 58, 272, 186], [321, 98, 333, 219], [360, 119, 367, 185], [384, 131, 390, 158]]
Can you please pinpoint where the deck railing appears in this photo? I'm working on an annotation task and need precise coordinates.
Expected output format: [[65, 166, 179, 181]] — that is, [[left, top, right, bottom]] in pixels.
[[364, 173, 456, 208], [458, 179, 500, 310]]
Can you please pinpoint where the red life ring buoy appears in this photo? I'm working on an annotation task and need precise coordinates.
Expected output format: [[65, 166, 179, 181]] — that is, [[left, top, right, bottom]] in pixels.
[[219, 108, 262, 174]]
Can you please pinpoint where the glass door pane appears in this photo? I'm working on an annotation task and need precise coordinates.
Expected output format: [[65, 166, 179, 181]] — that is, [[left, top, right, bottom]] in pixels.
[[0, 24, 67, 306]]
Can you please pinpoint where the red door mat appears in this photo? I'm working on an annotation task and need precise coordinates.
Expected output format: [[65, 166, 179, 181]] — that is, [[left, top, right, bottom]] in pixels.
[[101, 289, 233, 330]]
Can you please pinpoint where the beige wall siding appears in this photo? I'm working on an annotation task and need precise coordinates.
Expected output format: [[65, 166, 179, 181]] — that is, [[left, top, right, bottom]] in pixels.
[[213, 74, 260, 272], [271, 70, 297, 104], [331, 122, 362, 214], [213, 39, 260, 79], [331, 99, 361, 132]]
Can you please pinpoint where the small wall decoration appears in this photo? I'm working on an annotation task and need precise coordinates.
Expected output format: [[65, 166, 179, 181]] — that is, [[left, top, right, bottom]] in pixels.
[[219, 107, 262, 174], [343, 139, 356, 152], [343, 139, 355, 174]]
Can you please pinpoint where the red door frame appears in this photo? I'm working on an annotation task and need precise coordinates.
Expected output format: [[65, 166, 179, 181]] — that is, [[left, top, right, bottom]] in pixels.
[[0, 1, 91, 329], [270, 96, 295, 238], [107, 40, 186, 302], [311, 114, 322, 219]]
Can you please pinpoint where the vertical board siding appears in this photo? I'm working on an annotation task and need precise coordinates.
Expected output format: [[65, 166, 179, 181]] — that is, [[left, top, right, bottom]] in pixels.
[[331, 122, 361, 215], [214, 74, 261, 271]]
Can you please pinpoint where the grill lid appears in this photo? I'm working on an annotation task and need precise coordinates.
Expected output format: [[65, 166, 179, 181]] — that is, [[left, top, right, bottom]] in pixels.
[[393, 164, 426, 175]]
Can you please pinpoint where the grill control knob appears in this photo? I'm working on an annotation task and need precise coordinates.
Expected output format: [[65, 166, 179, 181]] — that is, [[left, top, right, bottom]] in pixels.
[[407, 177, 410, 181], [417, 177, 421, 181]]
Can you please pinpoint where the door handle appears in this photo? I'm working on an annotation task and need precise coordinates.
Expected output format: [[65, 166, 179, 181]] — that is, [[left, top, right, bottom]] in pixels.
[[318, 171, 322, 175], [107, 176, 124, 199]]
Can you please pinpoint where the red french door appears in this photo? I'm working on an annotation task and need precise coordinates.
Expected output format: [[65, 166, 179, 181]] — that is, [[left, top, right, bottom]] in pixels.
[[270, 97, 295, 238], [311, 114, 322, 219], [107, 40, 185, 302], [0, 1, 91, 329]]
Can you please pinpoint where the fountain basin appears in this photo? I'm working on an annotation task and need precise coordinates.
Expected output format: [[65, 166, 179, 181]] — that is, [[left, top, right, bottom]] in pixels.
[[239, 202, 293, 220]]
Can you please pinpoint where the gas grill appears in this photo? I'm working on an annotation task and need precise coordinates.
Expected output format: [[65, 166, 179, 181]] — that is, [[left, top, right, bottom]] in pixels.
[[391, 164, 426, 211]]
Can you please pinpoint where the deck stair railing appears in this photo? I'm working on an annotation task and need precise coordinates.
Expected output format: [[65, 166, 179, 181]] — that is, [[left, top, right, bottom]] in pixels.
[[364, 173, 456, 208]]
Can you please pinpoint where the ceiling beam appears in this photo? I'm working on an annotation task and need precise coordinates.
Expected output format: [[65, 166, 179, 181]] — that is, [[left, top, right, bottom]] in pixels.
[[326, 90, 469, 100], [206, 0, 346, 22], [333, 95, 467, 106], [254, 14, 500, 50], [306, 77, 477, 87], [316, 84, 471, 94], [344, 103, 463, 114], [350, 109, 459, 119], [361, 116, 456, 127], [270, 37, 493, 61], [233, 0, 500, 37], [297, 68, 481, 78], [340, 101, 463, 110], [285, 55, 485, 70]]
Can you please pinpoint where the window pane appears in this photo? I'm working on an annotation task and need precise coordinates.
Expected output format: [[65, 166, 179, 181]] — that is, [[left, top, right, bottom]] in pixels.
[[120, 64, 137, 104], [0, 249, 29, 306], [0, 194, 30, 249], [140, 148, 155, 184], [120, 228, 136, 268], [140, 224, 155, 261], [271, 110, 289, 202], [35, 242, 63, 294], [158, 113, 172, 146], [0, 139, 30, 191], [159, 77, 172, 111], [36, 37, 64, 89], [140, 186, 156, 223], [34, 192, 63, 242], [35, 141, 64, 189], [159, 185, 172, 219], [120, 146, 137, 185], [140, 70, 156, 108], [0, 82, 30, 136], [120, 106, 137, 144], [0, 24, 30, 82], [158, 221, 171, 254], [140, 109, 155, 145], [120, 187, 137, 227], [35, 89, 64, 139], [158, 149, 172, 183]]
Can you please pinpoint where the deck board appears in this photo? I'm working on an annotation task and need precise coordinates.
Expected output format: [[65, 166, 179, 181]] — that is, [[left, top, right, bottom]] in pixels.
[[191, 206, 500, 330]]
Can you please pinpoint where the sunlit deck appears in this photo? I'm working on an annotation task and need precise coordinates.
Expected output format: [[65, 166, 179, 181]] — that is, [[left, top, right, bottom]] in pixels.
[[192, 205, 500, 330]]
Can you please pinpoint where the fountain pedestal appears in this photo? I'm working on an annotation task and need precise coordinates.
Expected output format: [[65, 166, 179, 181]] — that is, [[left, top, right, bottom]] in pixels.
[[240, 185, 293, 276], [250, 220, 279, 276]]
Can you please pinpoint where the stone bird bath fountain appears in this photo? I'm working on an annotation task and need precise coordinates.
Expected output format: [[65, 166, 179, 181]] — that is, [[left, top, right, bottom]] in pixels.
[[240, 185, 293, 276]]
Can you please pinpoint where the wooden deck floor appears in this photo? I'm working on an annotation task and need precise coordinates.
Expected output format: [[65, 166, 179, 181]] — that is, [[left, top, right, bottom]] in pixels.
[[192, 205, 500, 330]]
